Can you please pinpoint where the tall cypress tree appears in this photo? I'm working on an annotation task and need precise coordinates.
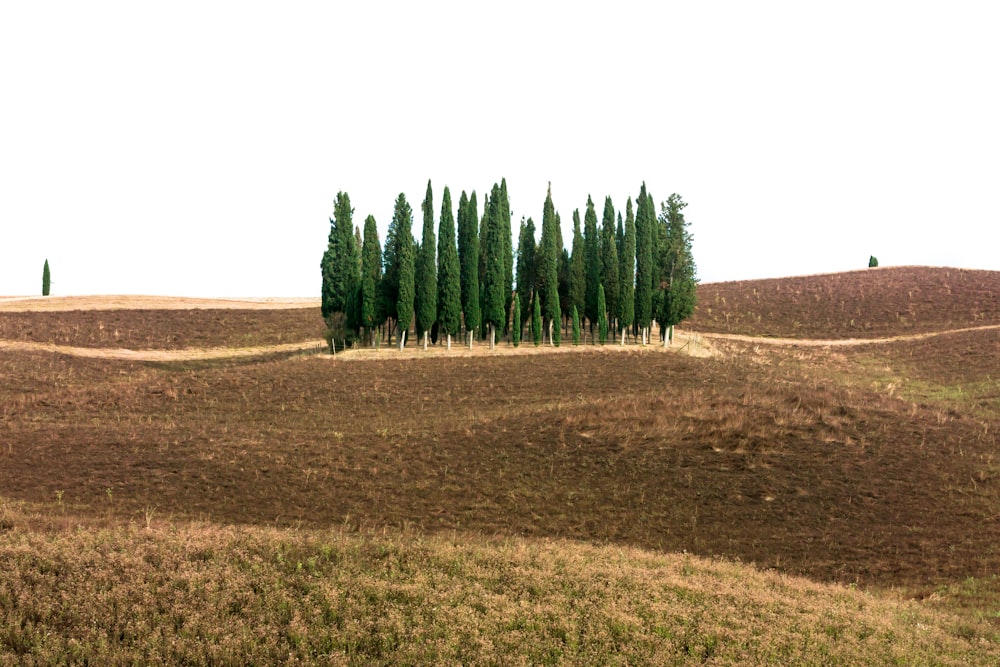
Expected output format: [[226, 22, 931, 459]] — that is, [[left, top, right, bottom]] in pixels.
[[583, 195, 600, 333], [600, 196, 619, 337], [618, 197, 636, 344], [437, 186, 462, 349], [42, 259, 51, 296], [568, 209, 585, 319], [482, 184, 506, 347], [657, 193, 698, 345], [415, 180, 437, 347], [320, 192, 359, 323], [384, 193, 415, 348], [515, 217, 536, 337], [458, 191, 480, 340], [539, 184, 560, 344], [360, 215, 382, 344], [499, 178, 514, 336], [634, 184, 653, 343]]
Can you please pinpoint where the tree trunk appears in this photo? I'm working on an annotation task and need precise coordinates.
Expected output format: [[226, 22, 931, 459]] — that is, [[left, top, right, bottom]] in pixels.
[[489, 324, 495, 351], [399, 329, 406, 351], [447, 333, 452, 350], [621, 329, 626, 346], [423, 331, 428, 350]]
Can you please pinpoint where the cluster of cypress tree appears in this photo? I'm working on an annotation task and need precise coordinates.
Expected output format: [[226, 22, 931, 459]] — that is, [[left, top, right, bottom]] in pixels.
[[319, 181, 697, 351]]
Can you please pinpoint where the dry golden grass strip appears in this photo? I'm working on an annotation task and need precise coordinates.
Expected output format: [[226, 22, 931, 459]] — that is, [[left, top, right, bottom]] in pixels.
[[0, 503, 995, 665]]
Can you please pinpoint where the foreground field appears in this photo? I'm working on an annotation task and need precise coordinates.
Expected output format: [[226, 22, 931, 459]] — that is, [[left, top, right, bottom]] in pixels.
[[2, 269, 998, 662], [2, 507, 994, 665]]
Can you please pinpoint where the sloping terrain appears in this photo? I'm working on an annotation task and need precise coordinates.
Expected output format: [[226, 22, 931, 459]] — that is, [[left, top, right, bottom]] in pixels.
[[1, 269, 999, 661], [688, 266, 1000, 339]]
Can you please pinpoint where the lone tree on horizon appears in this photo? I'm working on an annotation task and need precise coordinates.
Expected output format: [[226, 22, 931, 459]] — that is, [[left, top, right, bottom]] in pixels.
[[42, 259, 51, 296]]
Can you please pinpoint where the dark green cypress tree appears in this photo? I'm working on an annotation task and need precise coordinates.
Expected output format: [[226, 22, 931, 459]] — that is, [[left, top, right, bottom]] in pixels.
[[618, 198, 636, 344], [360, 215, 382, 344], [869, 255, 879, 268], [437, 186, 462, 349], [320, 192, 358, 321], [515, 217, 536, 336], [500, 178, 514, 337], [384, 193, 415, 348], [568, 209, 585, 319], [482, 184, 506, 347], [532, 292, 542, 346], [616, 214, 624, 266], [355, 226, 363, 274], [512, 294, 521, 347], [320, 192, 360, 346], [458, 191, 481, 341], [583, 195, 600, 333], [597, 283, 608, 345], [478, 194, 489, 339], [600, 196, 619, 338], [415, 180, 437, 347], [42, 259, 51, 296], [656, 194, 698, 345], [635, 184, 654, 343], [539, 184, 560, 344], [571, 305, 581, 345], [558, 246, 570, 334]]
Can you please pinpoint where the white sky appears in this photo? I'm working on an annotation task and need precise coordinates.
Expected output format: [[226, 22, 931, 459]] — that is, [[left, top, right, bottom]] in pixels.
[[2, 2, 997, 297]]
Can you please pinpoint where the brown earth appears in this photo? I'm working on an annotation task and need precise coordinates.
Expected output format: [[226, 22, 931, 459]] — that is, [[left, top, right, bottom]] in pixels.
[[0, 306, 324, 350], [2, 338, 997, 590], [1, 267, 997, 600], [689, 266, 1000, 339]]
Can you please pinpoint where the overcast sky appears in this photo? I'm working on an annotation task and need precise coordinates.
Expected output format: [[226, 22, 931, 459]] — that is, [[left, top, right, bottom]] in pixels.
[[2, 2, 997, 297]]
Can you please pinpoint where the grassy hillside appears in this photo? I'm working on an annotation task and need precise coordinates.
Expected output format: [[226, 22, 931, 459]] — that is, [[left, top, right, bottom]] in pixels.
[[2, 268, 999, 662], [1, 506, 996, 665], [688, 266, 1000, 338]]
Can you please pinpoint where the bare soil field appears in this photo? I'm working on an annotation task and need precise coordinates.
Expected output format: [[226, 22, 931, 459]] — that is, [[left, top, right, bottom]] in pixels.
[[688, 266, 1000, 338], [2, 343, 996, 592], [0, 306, 324, 350]]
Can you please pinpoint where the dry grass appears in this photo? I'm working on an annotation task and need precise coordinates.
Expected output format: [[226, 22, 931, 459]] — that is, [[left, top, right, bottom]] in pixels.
[[1, 503, 995, 665]]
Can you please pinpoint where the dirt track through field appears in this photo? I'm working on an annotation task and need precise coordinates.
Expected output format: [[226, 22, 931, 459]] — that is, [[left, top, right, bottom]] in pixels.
[[1, 323, 996, 361], [697, 323, 1000, 347]]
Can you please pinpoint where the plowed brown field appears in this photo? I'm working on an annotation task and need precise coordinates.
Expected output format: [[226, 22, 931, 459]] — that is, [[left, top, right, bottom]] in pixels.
[[0, 306, 323, 350], [2, 343, 997, 589], [689, 266, 1000, 338], [1, 267, 997, 602]]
